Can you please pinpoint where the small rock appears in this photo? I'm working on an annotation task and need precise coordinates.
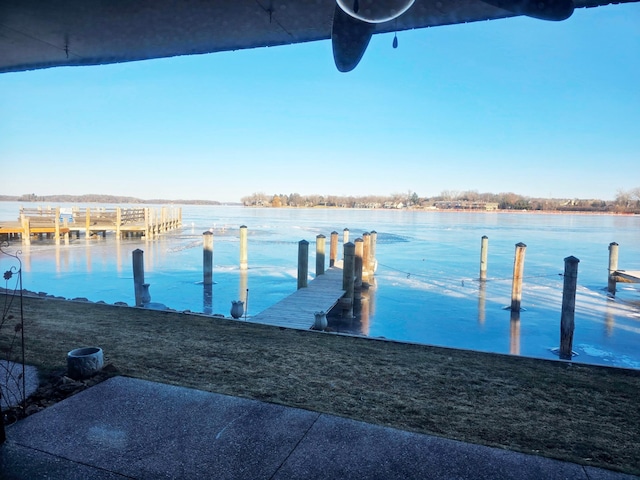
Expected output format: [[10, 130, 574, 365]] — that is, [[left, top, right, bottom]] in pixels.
[[114, 301, 128, 306]]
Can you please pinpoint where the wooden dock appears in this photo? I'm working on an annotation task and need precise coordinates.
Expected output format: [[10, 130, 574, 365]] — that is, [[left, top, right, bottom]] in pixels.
[[250, 263, 346, 330], [611, 270, 640, 284], [0, 206, 182, 245]]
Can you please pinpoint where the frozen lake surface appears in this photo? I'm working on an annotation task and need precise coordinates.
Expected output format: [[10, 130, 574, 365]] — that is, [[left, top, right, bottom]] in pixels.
[[1, 202, 639, 369]]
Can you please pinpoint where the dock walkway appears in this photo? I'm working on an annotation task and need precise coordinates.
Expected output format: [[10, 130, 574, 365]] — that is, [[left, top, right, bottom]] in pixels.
[[250, 263, 345, 330], [611, 270, 640, 284]]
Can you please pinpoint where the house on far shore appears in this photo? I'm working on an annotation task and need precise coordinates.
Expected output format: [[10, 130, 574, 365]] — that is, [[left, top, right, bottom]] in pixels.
[[433, 201, 499, 211]]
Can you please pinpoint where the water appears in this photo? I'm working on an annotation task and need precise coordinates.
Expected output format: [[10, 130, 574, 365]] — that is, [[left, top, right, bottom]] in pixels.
[[1, 202, 639, 369]]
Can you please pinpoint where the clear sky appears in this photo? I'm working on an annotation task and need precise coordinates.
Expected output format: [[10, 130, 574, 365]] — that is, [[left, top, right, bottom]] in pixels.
[[1, 3, 639, 203]]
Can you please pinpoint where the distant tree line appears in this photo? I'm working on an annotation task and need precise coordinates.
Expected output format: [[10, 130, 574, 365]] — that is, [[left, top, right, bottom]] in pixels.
[[241, 188, 640, 214], [4, 188, 638, 213], [0, 194, 231, 206]]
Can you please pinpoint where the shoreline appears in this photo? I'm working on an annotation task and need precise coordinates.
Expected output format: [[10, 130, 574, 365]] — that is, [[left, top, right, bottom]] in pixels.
[[3, 286, 639, 373], [1, 199, 638, 217], [3, 294, 639, 475]]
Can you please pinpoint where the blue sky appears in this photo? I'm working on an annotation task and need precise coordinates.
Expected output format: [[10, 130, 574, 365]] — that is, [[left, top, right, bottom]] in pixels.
[[1, 3, 639, 203]]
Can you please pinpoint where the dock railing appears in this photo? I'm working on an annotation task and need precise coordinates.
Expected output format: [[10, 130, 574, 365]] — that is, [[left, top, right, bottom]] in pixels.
[[10, 205, 182, 243]]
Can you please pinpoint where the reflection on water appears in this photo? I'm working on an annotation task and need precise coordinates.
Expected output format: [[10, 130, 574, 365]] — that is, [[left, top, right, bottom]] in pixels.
[[478, 282, 486, 325], [239, 269, 248, 305], [509, 310, 521, 356], [0, 202, 639, 369], [203, 284, 212, 315]]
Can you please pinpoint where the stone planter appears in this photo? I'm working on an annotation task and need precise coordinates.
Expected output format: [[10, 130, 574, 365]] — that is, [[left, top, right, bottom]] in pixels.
[[313, 311, 328, 331], [140, 283, 151, 306], [67, 347, 104, 380], [230, 300, 244, 319]]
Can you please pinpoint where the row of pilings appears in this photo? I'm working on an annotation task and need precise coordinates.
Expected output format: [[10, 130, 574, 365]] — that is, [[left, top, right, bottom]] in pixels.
[[134, 226, 630, 363]]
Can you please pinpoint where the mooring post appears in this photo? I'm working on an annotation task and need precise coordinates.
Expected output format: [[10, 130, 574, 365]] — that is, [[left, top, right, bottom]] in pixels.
[[54, 207, 61, 245], [480, 235, 489, 281], [343, 227, 350, 244], [132, 249, 145, 306], [362, 232, 371, 285], [559, 255, 580, 360], [354, 238, 364, 295], [608, 242, 619, 295], [370, 230, 377, 277], [116, 207, 122, 240], [343, 242, 355, 318], [297, 240, 309, 289], [85, 207, 91, 239], [21, 215, 30, 245], [316, 234, 326, 276], [330, 231, 338, 267], [144, 207, 150, 239], [63, 217, 70, 245], [203, 231, 213, 285], [240, 225, 248, 270], [510, 242, 527, 312]]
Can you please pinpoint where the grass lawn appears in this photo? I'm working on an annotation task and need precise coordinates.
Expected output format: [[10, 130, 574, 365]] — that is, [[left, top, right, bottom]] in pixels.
[[2, 294, 639, 475]]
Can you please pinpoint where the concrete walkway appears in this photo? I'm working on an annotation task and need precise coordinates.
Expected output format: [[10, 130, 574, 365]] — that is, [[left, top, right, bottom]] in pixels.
[[1, 376, 637, 479]]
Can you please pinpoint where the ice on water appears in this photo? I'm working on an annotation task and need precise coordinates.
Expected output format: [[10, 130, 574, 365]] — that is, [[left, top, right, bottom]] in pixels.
[[1, 202, 639, 369]]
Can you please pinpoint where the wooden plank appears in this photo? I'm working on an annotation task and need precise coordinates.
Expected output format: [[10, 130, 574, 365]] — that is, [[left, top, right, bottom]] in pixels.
[[250, 263, 345, 330], [612, 270, 640, 284], [0, 222, 23, 234]]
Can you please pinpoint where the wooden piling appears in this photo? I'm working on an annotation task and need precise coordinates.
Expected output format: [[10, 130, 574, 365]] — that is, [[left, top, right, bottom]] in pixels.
[[54, 207, 61, 245], [608, 242, 619, 295], [21, 215, 30, 245], [85, 207, 91, 239], [316, 234, 326, 276], [297, 240, 309, 289], [510, 242, 527, 312], [362, 232, 371, 284], [370, 230, 377, 275], [116, 207, 122, 239], [354, 238, 364, 293], [559, 255, 580, 360], [343, 228, 349, 244], [144, 208, 151, 239], [63, 217, 69, 245], [240, 225, 248, 270], [342, 242, 355, 318], [203, 231, 214, 286], [330, 231, 338, 267], [479, 235, 489, 281], [132, 249, 145, 306]]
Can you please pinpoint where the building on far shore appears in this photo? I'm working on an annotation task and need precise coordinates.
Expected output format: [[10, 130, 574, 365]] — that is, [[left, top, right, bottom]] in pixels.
[[433, 201, 499, 211]]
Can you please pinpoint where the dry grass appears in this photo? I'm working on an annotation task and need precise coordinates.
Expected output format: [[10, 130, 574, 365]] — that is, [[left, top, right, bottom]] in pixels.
[[3, 295, 639, 475]]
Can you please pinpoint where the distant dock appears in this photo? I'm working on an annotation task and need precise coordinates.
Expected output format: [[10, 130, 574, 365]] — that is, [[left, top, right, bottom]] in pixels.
[[0, 206, 182, 245]]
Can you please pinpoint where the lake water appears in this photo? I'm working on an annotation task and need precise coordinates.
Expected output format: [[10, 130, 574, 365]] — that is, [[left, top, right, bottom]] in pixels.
[[1, 202, 639, 369]]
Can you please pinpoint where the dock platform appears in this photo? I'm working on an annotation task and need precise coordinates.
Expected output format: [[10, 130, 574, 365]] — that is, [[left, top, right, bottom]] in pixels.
[[250, 263, 345, 330], [611, 270, 640, 284], [0, 206, 182, 245]]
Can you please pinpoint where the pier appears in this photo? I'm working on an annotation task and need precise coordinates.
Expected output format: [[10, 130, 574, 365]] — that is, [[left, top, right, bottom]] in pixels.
[[0, 206, 182, 245], [607, 242, 639, 294], [610, 270, 640, 285], [250, 263, 346, 330]]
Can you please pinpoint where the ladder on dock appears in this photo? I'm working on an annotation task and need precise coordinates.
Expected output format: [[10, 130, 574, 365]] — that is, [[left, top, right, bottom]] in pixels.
[[250, 264, 345, 330]]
